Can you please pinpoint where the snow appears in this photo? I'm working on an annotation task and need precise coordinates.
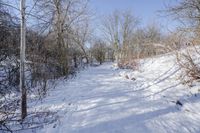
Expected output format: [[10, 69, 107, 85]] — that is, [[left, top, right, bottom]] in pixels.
[[28, 52, 200, 133]]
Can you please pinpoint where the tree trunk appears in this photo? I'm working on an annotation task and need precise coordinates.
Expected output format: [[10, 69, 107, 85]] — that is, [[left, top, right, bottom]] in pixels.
[[55, 0, 69, 75], [73, 55, 78, 68], [20, 0, 27, 120]]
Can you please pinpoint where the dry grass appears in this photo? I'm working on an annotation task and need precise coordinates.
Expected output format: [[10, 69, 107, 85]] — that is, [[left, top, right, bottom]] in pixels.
[[176, 45, 200, 84]]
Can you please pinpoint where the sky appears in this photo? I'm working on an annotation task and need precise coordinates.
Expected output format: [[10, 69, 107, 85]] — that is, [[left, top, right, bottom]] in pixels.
[[6, 0, 179, 35], [90, 0, 178, 33]]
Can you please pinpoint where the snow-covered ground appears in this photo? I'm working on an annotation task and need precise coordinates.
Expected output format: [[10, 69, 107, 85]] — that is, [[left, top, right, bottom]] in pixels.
[[29, 53, 200, 133]]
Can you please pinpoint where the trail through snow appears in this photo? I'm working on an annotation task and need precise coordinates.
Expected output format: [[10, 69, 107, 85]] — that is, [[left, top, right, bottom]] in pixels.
[[33, 54, 200, 133]]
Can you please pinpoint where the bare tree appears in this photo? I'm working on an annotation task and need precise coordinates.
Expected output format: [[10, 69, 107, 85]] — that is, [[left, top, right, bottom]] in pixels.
[[165, 0, 200, 41], [71, 17, 92, 64], [102, 10, 139, 63], [91, 39, 106, 65], [102, 11, 120, 61], [165, 0, 200, 84], [32, 0, 90, 75], [145, 22, 162, 44]]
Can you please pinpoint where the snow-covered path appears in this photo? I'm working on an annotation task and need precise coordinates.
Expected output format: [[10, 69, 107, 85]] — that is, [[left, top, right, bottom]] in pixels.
[[36, 55, 200, 133]]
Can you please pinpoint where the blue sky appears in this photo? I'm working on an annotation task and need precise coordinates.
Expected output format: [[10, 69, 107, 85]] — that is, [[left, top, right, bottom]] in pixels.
[[90, 0, 178, 33]]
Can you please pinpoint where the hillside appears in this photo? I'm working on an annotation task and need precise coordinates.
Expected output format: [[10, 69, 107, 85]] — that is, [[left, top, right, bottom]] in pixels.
[[28, 52, 200, 133]]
